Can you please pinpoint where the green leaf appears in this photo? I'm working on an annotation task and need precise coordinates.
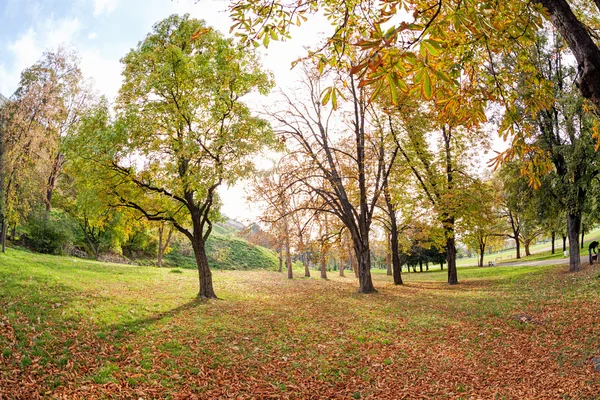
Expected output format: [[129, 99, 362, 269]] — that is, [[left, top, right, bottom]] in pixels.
[[421, 39, 442, 57], [321, 87, 332, 106], [422, 70, 432, 100]]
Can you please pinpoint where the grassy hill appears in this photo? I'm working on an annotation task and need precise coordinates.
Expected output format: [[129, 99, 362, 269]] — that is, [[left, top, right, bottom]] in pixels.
[[164, 233, 278, 271]]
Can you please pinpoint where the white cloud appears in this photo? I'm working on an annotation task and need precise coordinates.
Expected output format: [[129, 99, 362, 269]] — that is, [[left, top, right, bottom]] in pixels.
[[43, 17, 82, 48], [93, 0, 119, 16], [1, 17, 83, 96], [79, 48, 123, 101], [88, 32, 98, 40]]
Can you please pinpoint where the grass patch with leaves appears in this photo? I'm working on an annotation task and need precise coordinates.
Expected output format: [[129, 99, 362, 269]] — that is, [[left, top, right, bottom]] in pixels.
[[1, 247, 599, 398]]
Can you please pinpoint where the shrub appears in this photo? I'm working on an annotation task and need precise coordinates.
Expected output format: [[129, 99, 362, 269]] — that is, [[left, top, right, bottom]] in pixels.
[[25, 212, 74, 255]]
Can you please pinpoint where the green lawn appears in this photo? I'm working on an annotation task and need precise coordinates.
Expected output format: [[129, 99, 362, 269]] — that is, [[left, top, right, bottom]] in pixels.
[[1, 247, 599, 398], [457, 227, 600, 266]]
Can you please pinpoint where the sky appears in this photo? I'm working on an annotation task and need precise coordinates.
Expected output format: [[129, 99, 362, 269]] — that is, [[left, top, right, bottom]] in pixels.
[[0, 0, 327, 222]]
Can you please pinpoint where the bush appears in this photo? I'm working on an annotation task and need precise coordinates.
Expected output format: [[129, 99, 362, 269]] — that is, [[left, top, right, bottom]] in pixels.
[[25, 212, 74, 255]]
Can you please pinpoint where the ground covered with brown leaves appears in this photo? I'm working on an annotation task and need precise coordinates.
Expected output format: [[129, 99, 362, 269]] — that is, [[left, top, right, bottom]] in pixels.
[[1, 247, 599, 399]]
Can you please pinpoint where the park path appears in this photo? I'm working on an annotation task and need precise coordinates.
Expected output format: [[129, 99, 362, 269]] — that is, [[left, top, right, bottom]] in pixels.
[[499, 255, 589, 267]]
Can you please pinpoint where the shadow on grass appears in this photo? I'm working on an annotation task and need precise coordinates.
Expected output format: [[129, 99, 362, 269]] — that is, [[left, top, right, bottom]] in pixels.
[[104, 297, 205, 339]]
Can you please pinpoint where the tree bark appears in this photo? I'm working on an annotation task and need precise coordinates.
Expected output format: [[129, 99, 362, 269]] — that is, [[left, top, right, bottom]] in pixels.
[[562, 234, 567, 252], [567, 213, 581, 272], [285, 228, 293, 279], [349, 246, 359, 278], [581, 225, 585, 248], [278, 248, 283, 273], [339, 257, 345, 277], [479, 240, 485, 267], [157, 223, 173, 267], [386, 233, 392, 276], [0, 218, 6, 253], [303, 253, 311, 277], [446, 229, 458, 284], [551, 231, 555, 254], [45, 153, 65, 215], [191, 236, 216, 299], [524, 239, 531, 257], [384, 190, 403, 284], [535, 0, 600, 111], [320, 253, 328, 279], [355, 241, 376, 293], [514, 237, 521, 259]]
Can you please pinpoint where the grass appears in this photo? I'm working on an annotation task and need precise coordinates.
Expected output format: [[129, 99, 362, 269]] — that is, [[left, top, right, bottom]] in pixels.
[[1, 247, 599, 398], [164, 233, 279, 270], [457, 227, 600, 267]]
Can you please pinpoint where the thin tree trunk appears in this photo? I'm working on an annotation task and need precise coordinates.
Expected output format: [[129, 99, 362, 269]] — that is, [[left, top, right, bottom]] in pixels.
[[567, 213, 581, 272], [45, 153, 65, 215], [278, 248, 283, 273], [157, 224, 173, 267], [349, 247, 358, 278], [479, 240, 485, 267], [339, 257, 345, 277], [0, 219, 6, 253], [551, 231, 556, 254], [440, 261, 444, 270], [386, 232, 392, 276], [562, 234, 567, 252], [285, 229, 293, 280], [581, 225, 585, 248], [515, 237, 521, 259]]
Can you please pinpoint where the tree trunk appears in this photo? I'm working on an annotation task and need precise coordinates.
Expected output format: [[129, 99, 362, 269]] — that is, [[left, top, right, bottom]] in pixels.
[[349, 247, 358, 278], [355, 242, 376, 293], [191, 236, 217, 299], [479, 240, 485, 267], [157, 224, 173, 267], [567, 213, 581, 272], [0, 219, 6, 253], [339, 257, 345, 277], [581, 225, 585, 248], [303, 253, 311, 277], [285, 231, 293, 279], [440, 261, 444, 270], [386, 233, 392, 276], [278, 248, 283, 273], [524, 239, 531, 257], [446, 229, 458, 285], [419, 260, 423, 272], [551, 231, 555, 254], [562, 234, 567, 252], [534, 0, 600, 112], [320, 254, 327, 279], [45, 153, 65, 215], [514, 237, 521, 259]]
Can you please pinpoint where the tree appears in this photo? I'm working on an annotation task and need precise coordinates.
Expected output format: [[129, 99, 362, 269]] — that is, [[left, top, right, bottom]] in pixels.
[[460, 180, 504, 267], [502, 31, 600, 270], [75, 15, 275, 298], [252, 164, 295, 280], [270, 65, 395, 294]]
